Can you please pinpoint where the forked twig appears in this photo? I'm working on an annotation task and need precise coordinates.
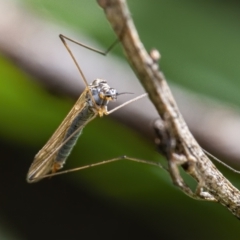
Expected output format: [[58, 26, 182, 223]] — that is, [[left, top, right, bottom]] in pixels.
[[97, 0, 240, 218]]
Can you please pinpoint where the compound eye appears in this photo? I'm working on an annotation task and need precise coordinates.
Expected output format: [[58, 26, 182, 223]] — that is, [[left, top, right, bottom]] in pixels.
[[110, 89, 116, 95], [106, 90, 116, 99]]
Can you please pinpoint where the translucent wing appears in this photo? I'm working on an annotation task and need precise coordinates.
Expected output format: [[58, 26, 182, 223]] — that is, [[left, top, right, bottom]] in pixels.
[[27, 89, 97, 182]]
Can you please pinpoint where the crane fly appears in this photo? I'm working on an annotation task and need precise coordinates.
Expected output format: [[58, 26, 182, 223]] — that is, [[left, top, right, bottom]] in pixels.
[[26, 34, 240, 185], [26, 34, 148, 183]]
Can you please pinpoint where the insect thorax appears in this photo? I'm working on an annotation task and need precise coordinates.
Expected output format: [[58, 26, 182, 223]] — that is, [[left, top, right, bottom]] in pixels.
[[88, 79, 118, 109]]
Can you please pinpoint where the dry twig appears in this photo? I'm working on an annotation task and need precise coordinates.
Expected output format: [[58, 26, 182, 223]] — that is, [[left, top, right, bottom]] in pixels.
[[97, 0, 240, 218]]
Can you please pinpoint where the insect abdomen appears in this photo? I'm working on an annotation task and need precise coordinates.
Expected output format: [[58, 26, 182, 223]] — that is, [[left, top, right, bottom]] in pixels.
[[56, 105, 96, 165]]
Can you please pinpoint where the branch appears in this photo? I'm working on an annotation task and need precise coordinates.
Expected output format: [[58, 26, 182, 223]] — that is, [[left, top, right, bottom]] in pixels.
[[97, 0, 240, 218]]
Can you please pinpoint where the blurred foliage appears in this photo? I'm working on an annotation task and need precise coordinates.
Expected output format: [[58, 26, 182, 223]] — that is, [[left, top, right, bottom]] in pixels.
[[24, 0, 240, 106], [1, 0, 240, 239]]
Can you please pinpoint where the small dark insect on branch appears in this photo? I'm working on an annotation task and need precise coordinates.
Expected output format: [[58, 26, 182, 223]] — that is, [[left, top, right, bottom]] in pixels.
[[97, 0, 240, 218]]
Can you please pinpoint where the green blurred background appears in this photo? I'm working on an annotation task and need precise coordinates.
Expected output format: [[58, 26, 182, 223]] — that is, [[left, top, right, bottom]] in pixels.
[[1, 0, 240, 239]]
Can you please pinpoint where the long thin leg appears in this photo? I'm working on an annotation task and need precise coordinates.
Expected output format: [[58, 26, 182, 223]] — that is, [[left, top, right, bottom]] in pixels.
[[59, 34, 119, 88], [106, 93, 148, 115], [203, 149, 240, 174], [59, 34, 89, 88], [60, 34, 119, 56], [34, 155, 168, 181]]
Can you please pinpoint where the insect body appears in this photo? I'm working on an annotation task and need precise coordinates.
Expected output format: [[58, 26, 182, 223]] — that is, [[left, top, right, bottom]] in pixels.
[[27, 79, 118, 183], [26, 33, 147, 183]]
